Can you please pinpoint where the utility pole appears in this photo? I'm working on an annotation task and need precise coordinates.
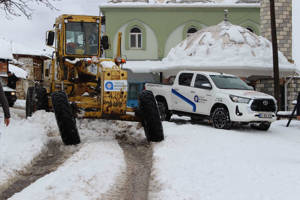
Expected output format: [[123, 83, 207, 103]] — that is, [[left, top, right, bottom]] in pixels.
[[269, 0, 281, 109]]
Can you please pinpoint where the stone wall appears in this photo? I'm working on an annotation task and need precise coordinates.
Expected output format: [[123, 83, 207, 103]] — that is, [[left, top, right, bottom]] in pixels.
[[255, 78, 300, 111], [260, 0, 292, 60]]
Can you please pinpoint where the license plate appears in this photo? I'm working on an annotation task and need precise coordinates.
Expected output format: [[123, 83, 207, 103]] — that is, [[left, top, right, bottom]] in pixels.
[[258, 113, 273, 118]]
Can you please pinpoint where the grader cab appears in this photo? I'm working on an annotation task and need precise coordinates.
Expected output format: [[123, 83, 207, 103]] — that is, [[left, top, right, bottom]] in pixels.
[[26, 15, 164, 145]]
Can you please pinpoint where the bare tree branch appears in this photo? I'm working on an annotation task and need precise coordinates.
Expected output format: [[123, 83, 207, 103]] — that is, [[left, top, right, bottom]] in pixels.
[[0, 0, 58, 19]]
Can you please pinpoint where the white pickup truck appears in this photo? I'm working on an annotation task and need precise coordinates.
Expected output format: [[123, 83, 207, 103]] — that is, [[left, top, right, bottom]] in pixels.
[[146, 71, 277, 130]]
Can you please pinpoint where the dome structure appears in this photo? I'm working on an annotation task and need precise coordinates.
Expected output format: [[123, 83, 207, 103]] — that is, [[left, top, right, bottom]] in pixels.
[[161, 21, 296, 77]]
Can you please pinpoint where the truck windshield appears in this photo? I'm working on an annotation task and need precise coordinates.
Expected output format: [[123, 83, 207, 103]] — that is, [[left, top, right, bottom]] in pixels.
[[65, 22, 99, 56], [210, 75, 253, 90]]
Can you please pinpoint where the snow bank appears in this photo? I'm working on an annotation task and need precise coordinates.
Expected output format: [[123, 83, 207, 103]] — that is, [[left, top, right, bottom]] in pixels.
[[0, 111, 56, 186], [150, 120, 300, 200]]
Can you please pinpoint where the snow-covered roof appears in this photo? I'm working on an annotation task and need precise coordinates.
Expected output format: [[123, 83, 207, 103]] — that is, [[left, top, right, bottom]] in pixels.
[[9, 64, 28, 79], [0, 37, 13, 60], [12, 42, 48, 57], [0, 35, 48, 59], [157, 21, 297, 77], [102, 0, 260, 8]]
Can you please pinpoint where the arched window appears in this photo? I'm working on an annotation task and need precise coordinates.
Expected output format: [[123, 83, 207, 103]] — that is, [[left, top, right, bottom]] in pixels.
[[246, 27, 254, 33], [187, 27, 198, 37], [130, 27, 142, 49]]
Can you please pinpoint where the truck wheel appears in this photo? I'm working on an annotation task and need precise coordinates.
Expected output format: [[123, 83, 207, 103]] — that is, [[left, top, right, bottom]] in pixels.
[[251, 122, 271, 131], [138, 90, 164, 142], [157, 100, 171, 121], [51, 91, 80, 145], [26, 87, 35, 118], [212, 107, 231, 129]]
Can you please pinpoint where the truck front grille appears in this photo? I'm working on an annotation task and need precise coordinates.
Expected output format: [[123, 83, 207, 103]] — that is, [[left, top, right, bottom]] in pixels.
[[250, 99, 276, 112]]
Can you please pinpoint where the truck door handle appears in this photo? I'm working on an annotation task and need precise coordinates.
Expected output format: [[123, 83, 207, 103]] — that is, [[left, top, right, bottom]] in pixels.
[[191, 91, 195, 94]]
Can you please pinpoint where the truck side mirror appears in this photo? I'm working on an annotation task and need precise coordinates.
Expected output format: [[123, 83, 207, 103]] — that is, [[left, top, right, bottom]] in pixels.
[[46, 31, 55, 46], [101, 36, 109, 50]]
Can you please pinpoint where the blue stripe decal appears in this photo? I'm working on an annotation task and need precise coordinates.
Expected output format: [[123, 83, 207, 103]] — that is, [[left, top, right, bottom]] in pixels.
[[171, 89, 196, 112]]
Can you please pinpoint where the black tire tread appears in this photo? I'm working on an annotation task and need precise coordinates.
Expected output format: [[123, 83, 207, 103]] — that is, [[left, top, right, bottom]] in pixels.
[[26, 87, 35, 118], [157, 100, 171, 121], [139, 90, 164, 142], [212, 107, 231, 129], [51, 91, 80, 145]]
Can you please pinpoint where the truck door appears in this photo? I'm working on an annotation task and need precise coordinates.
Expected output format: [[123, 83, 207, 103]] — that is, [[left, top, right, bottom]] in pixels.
[[193, 74, 214, 115], [171, 72, 196, 113]]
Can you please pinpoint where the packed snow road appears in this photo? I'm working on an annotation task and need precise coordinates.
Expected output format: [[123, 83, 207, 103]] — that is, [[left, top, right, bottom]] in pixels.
[[1, 103, 300, 200], [0, 105, 153, 200]]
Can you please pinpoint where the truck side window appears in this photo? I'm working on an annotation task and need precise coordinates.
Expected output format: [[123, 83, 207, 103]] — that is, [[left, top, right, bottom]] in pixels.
[[194, 74, 212, 89], [178, 73, 193, 86]]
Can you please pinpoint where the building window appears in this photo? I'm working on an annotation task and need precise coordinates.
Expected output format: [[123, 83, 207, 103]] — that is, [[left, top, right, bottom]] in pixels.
[[130, 27, 142, 49], [187, 27, 198, 37]]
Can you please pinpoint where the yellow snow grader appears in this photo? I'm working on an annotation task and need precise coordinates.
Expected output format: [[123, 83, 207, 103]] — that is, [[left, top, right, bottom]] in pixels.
[[26, 14, 164, 145]]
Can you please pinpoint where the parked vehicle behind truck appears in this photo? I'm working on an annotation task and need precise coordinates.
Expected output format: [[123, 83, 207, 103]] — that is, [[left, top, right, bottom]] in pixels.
[[25, 14, 164, 145], [146, 71, 277, 130]]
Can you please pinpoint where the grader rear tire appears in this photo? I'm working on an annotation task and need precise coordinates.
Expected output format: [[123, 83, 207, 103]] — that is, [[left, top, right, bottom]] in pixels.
[[26, 87, 35, 118], [51, 91, 80, 145], [26, 86, 49, 118], [138, 90, 164, 142], [35, 87, 48, 111]]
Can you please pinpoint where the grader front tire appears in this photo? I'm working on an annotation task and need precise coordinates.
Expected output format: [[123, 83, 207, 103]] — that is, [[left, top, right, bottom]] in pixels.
[[51, 91, 80, 145], [138, 90, 164, 142]]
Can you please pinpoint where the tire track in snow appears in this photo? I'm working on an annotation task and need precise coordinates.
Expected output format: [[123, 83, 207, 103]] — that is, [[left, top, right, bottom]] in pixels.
[[101, 133, 153, 200], [0, 139, 78, 200]]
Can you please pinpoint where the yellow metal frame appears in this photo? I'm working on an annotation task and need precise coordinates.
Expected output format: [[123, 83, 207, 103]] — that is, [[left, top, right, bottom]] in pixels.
[[47, 14, 139, 121]]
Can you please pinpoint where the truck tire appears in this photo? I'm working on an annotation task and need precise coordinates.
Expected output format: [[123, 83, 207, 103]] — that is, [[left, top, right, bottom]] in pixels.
[[26, 87, 35, 118], [51, 91, 80, 145], [251, 122, 271, 131], [157, 100, 171, 121], [138, 90, 164, 142], [212, 107, 231, 129]]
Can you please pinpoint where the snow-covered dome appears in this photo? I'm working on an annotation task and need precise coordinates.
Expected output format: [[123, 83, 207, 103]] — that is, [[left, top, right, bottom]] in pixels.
[[161, 21, 296, 77]]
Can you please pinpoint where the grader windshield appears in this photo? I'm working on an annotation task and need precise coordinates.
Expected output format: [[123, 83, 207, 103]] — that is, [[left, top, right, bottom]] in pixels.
[[65, 22, 99, 56]]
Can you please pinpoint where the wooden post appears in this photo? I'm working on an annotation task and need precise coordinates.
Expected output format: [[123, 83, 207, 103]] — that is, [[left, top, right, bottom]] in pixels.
[[269, 0, 281, 110]]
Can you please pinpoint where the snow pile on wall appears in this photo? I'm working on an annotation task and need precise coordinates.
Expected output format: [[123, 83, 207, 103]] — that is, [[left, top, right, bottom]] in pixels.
[[9, 64, 28, 79], [161, 21, 296, 77], [0, 37, 13, 60]]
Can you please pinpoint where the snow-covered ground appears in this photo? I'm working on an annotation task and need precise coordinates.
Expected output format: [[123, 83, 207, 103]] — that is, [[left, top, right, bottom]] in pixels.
[[0, 110, 128, 199], [1, 108, 300, 199], [150, 119, 300, 200]]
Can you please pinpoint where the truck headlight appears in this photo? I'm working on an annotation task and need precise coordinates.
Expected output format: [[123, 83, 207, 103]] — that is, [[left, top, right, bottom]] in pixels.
[[229, 95, 251, 104], [11, 92, 16, 96]]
